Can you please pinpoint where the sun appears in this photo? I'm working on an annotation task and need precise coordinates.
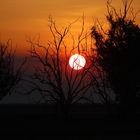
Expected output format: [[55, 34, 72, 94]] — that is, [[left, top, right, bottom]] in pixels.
[[69, 54, 86, 70]]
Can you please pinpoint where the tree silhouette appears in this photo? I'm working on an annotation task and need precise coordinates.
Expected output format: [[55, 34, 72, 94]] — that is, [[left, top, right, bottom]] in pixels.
[[91, 0, 140, 116], [0, 40, 26, 100], [27, 17, 113, 116]]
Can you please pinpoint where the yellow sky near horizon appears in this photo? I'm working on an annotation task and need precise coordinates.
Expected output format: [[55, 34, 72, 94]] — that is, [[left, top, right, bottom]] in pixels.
[[0, 0, 140, 55]]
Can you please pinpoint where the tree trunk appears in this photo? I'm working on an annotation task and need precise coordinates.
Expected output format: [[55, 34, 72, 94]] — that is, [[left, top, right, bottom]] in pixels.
[[56, 102, 71, 120]]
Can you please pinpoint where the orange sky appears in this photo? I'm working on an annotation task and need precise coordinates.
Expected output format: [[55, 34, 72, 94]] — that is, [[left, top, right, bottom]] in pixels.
[[0, 0, 140, 55]]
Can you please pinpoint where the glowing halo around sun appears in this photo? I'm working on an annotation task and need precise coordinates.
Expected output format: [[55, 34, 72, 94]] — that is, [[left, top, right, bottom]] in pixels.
[[69, 54, 86, 70]]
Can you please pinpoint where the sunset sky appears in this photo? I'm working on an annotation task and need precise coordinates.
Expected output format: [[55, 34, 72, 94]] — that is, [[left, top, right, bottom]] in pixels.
[[0, 0, 140, 55]]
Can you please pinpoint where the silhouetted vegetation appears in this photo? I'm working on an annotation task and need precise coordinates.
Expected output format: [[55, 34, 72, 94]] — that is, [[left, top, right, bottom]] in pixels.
[[0, 40, 26, 100], [27, 16, 115, 116], [91, 0, 140, 116], [1, 1, 140, 138], [0, 0, 139, 119]]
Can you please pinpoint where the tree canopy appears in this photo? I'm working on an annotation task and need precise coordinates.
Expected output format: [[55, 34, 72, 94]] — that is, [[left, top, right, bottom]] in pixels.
[[91, 0, 140, 109]]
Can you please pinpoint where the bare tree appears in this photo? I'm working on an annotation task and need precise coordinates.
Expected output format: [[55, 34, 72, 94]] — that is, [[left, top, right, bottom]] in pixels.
[[27, 16, 112, 115], [0, 40, 26, 100]]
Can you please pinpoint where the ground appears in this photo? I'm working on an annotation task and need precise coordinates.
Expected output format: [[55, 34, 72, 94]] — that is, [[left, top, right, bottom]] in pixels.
[[0, 104, 139, 139]]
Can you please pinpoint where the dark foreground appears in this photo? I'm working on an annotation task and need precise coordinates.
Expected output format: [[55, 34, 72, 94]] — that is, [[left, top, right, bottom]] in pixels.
[[0, 104, 140, 139]]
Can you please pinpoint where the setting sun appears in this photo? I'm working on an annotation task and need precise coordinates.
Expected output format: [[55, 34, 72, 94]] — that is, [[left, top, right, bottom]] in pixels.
[[69, 54, 86, 70]]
